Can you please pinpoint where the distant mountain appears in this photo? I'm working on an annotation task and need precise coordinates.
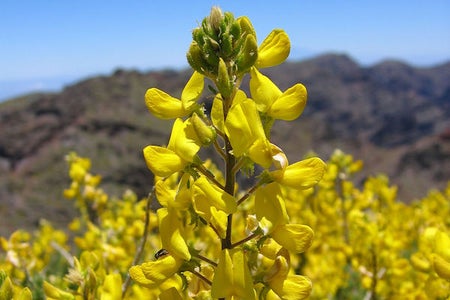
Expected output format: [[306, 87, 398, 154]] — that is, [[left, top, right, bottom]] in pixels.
[[1, 54, 449, 235]]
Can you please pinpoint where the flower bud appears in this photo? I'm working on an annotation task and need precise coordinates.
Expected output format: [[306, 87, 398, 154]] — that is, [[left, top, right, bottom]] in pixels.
[[191, 113, 217, 145], [208, 6, 224, 31], [217, 58, 233, 98], [236, 34, 258, 74]]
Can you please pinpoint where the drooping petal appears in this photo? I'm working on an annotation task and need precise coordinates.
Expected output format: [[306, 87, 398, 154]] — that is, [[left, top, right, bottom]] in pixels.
[[269, 83, 307, 121], [256, 29, 291, 69], [250, 67, 282, 113], [143, 146, 185, 178], [272, 157, 326, 190], [145, 88, 186, 119], [271, 224, 314, 253], [158, 208, 191, 261], [211, 249, 256, 299], [181, 71, 204, 111]]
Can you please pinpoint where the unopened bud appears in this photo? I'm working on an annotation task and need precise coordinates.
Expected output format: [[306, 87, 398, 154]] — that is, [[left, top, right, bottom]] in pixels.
[[187, 42, 208, 75], [208, 6, 224, 31], [236, 34, 258, 74], [191, 113, 216, 145], [217, 58, 233, 98]]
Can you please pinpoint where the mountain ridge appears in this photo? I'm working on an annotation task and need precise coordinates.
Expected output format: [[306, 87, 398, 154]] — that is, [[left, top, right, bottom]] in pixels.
[[1, 53, 449, 235]]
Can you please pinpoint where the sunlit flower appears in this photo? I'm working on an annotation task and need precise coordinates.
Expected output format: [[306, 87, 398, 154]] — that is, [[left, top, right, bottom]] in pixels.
[[145, 71, 204, 119], [250, 67, 307, 121], [211, 249, 256, 299], [143, 118, 201, 177]]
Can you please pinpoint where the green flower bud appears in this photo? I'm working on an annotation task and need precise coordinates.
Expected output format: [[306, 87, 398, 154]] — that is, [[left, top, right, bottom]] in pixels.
[[187, 42, 208, 75], [217, 58, 233, 98], [191, 113, 216, 145], [236, 34, 258, 74], [237, 16, 256, 37]]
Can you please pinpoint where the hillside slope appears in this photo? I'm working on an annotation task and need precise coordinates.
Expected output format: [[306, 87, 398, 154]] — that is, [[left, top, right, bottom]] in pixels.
[[1, 54, 449, 235]]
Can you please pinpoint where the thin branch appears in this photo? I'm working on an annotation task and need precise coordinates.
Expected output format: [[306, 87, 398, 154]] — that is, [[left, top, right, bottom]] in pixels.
[[190, 269, 212, 286], [195, 253, 218, 267], [122, 188, 155, 297], [213, 138, 226, 159], [231, 232, 261, 248], [237, 182, 262, 206], [195, 163, 225, 190]]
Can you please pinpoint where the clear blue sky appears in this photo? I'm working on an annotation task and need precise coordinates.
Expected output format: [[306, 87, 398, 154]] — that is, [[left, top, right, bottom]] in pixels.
[[1, 0, 449, 100]]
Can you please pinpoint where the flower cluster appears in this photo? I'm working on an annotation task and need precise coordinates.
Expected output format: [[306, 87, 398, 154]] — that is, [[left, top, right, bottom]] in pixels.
[[130, 6, 326, 299]]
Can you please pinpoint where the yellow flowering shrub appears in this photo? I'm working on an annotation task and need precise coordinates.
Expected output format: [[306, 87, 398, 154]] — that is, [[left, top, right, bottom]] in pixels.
[[1, 6, 449, 300]]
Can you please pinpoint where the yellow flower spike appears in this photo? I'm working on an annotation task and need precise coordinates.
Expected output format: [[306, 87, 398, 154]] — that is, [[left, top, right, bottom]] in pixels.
[[271, 224, 314, 253], [256, 29, 290, 69], [255, 183, 289, 233], [100, 273, 122, 300], [129, 254, 182, 288], [193, 176, 237, 215], [271, 157, 327, 190], [157, 208, 191, 261], [250, 68, 307, 121], [433, 254, 450, 280], [211, 249, 257, 299], [145, 71, 204, 119]]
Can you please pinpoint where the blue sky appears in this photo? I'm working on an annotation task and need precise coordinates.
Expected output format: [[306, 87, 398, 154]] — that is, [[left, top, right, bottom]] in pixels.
[[1, 0, 449, 101]]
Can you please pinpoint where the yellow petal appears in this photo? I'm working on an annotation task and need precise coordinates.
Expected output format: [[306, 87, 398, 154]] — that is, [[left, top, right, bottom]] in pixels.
[[132, 255, 182, 286], [248, 138, 273, 168], [145, 88, 186, 119], [211, 249, 256, 299], [143, 145, 185, 177], [270, 275, 312, 300], [158, 208, 191, 261], [249, 67, 282, 113], [193, 177, 237, 215], [269, 83, 307, 121], [256, 29, 291, 68], [181, 71, 204, 111], [433, 254, 450, 280], [159, 287, 183, 300], [167, 118, 201, 162], [101, 273, 122, 300], [225, 97, 266, 157], [271, 224, 314, 253], [272, 157, 326, 190], [255, 183, 289, 233]]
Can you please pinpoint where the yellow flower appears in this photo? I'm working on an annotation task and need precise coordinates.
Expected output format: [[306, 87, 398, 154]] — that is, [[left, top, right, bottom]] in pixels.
[[255, 183, 289, 234], [192, 177, 237, 237], [143, 118, 201, 177], [271, 157, 327, 190], [145, 71, 204, 119], [271, 224, 314, 253], [129, 254, 182, 288], [211, 249, 256, 299], [100, 273, 122, 300], [265, 255, 312, 300], [250, 67, 307, 121], [256, 29, 290, 69], [158, 208, 191, 261]]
